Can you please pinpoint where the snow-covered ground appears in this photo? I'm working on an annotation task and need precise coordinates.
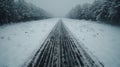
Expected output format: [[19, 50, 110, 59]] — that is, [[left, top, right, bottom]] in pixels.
[[0, 18, 120, 67], [0, 18, 58, 67], [63, 18, 120, 67]]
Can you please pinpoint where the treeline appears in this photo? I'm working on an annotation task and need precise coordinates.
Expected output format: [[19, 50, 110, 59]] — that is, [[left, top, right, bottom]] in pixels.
[[0, 0, 51, 25], [67, 0, 120, 25]]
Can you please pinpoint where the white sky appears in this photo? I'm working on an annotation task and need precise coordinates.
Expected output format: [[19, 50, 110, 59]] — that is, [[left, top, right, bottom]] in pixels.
[[26, 0, 94, 17]]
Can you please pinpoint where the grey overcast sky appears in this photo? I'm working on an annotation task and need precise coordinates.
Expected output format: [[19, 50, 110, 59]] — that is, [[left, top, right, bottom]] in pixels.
[[26, 0, 95, 17]]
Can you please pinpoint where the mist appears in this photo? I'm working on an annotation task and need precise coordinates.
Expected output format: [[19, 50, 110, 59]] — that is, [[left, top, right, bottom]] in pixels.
[[26, 0, 94, 17]]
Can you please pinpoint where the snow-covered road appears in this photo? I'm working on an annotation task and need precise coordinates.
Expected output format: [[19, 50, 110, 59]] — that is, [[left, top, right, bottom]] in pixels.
[[27, 20, 103, 67], [0, 18, 120, 67]]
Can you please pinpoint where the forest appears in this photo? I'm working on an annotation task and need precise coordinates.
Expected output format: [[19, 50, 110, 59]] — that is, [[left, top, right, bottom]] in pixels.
[[0, 0, 51, 25], [67, 0, 120, 25]]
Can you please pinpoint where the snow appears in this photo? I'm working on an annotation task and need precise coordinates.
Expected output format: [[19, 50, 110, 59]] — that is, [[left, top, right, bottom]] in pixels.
[[0, 18, 58, 67], [0, 18, 120, 67], [63, 18, 120, 67]]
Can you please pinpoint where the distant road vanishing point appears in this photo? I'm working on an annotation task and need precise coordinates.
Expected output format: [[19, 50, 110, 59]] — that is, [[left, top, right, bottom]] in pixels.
[[25, 20, 104, 67]]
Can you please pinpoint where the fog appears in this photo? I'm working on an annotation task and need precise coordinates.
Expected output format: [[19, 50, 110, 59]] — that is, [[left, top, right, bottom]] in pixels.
[[26, 0, 95, 17]]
